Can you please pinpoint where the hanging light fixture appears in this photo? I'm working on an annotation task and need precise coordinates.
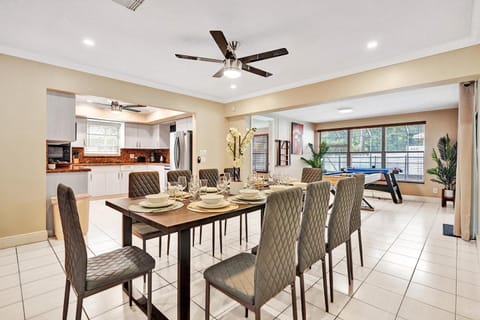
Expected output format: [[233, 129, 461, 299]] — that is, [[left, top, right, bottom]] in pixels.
[[111, 101, 122, 114], [223, 59, 242, 79]]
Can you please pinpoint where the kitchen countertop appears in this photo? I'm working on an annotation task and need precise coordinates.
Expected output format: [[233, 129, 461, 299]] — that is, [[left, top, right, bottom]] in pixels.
[[76, 162, 170, 166], [46, 166, 91, 174]]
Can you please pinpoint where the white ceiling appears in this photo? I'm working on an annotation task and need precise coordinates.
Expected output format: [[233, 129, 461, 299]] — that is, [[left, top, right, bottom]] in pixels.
[[0, 1, 478, 103], [273, 84, 459, 123]]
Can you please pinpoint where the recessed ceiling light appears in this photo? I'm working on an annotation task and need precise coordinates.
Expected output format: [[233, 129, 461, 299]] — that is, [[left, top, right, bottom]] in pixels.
[[83, 38, 95, 47], [230, 84, 237, 89], [338, 108, 353, 114], [366, 41, 378, 49]]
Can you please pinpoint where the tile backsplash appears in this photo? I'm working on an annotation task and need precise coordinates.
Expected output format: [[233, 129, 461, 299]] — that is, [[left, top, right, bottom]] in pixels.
[[72, 147, 169, 164]]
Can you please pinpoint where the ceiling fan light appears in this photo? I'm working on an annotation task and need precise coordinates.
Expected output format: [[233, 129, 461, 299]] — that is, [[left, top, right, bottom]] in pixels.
[[223, 59, 242, 79], [111, 103, 122, 113]]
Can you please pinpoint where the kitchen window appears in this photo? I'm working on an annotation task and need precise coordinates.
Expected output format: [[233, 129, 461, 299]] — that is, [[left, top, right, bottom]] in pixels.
[[319, 122, 425, 182], [252, 134, 269, 173], [85, 119, 124, 155]]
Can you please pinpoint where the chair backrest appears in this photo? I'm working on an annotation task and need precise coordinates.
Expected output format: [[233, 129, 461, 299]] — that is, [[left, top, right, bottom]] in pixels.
[[327, 177, 356, 250], [350, 174, 365, 234], [57, 184, 87, 295], [297, 181, 331, 273], [167, 170, 192, 191], [301, 168, 322, 183], [254, 187, 303, 307], [128, 171, 160, 198], [199, 169, 219, 188]]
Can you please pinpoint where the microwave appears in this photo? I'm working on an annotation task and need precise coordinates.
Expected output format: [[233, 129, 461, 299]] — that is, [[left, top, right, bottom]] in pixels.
[[47, 143, 71, 162]]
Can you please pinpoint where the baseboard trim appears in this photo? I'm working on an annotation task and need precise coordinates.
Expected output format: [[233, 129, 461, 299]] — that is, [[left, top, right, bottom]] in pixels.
[[364, 191, 439, 203], [0, 230, 48, 249]]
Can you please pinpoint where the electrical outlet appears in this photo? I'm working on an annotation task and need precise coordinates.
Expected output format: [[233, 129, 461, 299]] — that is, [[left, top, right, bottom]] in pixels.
[[129, 154, 135, 159], [433, 187, 438, 194]]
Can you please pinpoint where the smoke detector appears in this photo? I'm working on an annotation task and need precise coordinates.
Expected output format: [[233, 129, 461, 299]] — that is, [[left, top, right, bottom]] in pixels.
[[112, 0, 145, 11]]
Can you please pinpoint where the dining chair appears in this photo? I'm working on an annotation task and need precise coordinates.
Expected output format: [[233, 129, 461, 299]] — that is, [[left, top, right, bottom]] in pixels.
[[129, 171, 171, 257], [297, 181, 331, 317], [301, 167, 323, 183], [199, 168, 219, 187], [326, 177, 356, 302], [57, 184, 155, 320], [204, 187, 303, 320], [347, 174, 366, 281]]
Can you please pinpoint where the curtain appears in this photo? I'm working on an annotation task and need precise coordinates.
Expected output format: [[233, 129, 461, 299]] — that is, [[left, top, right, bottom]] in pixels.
[[454, 82, 476, 240]]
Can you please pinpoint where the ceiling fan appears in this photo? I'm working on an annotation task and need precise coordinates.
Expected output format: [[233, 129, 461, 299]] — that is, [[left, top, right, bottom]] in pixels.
[[96, 100, 146, 113], [175, 30, 288, 79]]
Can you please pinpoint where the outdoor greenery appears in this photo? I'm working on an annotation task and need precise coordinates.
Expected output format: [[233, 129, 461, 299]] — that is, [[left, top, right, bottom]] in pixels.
[[300, 142, 329, 168], [426, 134, 457, 190]]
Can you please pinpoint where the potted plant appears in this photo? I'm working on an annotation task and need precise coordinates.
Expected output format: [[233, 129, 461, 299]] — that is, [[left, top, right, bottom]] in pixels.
[[300, 142, 329, 170], [426, 134, 457, 199]]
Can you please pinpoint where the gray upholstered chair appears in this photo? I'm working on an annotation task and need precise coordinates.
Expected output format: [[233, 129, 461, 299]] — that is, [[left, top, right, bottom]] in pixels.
[[129, 172, 170, 258], [326, 177, 356, 302], [204, 187, 303, 320], [57, 184, 154, 320], [301, 167, 323, 183], [166, 169, 191, 192], [199, 168, 219, 187], [297, 181, 331, 317], [347, 174, 366, 281]]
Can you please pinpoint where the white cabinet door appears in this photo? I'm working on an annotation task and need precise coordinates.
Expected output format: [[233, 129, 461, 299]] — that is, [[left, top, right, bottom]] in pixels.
[[152, 124, 160, 148], [105, 170, 121, 195], [159, 124, 170, 148], [88, 169, 106, 196], [120, 170, 131, 194], [125, 123, 138, 148], [137, 124, 154, 148], [148, 165, 166, 191], [46, 91, 76, 142], [72, 118, 87, 147]]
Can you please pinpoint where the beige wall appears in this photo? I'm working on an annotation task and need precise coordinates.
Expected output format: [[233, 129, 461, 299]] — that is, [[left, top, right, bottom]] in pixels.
[[0, 54, 225, 240], [315, 108, 459, 197]]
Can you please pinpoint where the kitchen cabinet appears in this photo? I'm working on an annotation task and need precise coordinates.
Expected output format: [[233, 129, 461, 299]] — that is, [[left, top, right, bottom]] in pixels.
[[152, 123, 170, 148], [46, 91, 76, 142], [175, 117, 192, 132], [148, 165, 166, 191], [71, 117, 87, 147], [125, 123, 155, 149]]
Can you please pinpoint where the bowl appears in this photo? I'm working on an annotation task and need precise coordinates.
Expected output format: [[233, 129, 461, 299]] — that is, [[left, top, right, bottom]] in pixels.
[[269, 185, 288, 192], [291, 182, 307, 190], [239, 189, 260, 199], [200, 194, 224, 205], [145, 193, 169, 204]]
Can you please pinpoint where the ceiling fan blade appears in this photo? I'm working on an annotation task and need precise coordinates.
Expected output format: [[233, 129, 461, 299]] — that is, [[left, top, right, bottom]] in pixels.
[[209, 30, 229, 58], [242, 64, 272, 77], [175, 54, 223, 63], [121, 104, 146, 108], [212, 67, 224, 78], [239, 48, 288, 64], [121, 107, 142, 112]]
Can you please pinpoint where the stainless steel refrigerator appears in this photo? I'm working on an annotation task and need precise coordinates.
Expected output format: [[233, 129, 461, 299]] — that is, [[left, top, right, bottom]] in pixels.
[[170, 131, 192, 171]]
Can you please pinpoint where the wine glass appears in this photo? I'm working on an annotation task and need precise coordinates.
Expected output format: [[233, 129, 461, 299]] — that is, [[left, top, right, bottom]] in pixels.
[[217, 175, 227, 195], [199, 179, 208, 195], [167, 182, 178, 200], [189, 180, 199, 200], [177, 176, 187, 198]]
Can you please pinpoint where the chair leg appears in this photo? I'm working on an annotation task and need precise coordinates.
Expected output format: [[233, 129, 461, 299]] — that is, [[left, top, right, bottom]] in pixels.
[[192, 227, 195, 246], [346, 240, 352, 285], [358, 229, 364, 267], [255, 309, 261, 320], [128, 280, 132, 306], [328, 250, 334, 302], [199, 225, 203, 244], [147, 271, 152, 320], [219, 220, 223, 254], [321, 259, 329, 312], [291, 282, 298, 320], [143, 239, 147, 283], [75, 295, 83, 320], [212, 222, 215, 256], [240, 214, 243, 245], [62, 279, 70, 320], [167, 234, 171, 256], [244, 213, 248, 243], [245, 307, 248, 317], [349, 239, 354, 281], [205, 282, 210, 320], [159, 236, 162, 257], [224, 218, 228, 236], [299, 273, 306, 320]]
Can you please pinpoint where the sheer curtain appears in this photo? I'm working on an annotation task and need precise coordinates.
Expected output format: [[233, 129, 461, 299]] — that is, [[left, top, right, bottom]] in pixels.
[[454, 82, 477, 240]]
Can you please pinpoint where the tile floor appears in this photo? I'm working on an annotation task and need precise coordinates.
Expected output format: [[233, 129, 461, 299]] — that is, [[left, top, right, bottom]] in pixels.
[[1, 197, 479, 319]]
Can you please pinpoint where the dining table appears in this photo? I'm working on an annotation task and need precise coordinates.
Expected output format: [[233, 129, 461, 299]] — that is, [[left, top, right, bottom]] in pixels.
[[105, 196, 266, 320]]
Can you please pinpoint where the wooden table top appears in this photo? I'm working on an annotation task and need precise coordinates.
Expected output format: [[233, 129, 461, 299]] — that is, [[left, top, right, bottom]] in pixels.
[[106, 197, 265, 233]]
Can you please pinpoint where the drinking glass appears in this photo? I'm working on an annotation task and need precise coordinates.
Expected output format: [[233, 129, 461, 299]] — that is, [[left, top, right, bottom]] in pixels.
[[199, 179, 208, 195], [189, 181, 199, 200], [177, 176, 187, 197], [224, 172, 231, 194], [217, 175, 227, 195], [168, 182, 178, 200]]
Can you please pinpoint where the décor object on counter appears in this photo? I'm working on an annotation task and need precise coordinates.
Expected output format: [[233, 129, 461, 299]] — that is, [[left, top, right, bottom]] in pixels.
[[300, 142, 329, 169], [426, 134, 457, 201], [291, 122, 304, 155], [226, 127, 256, 181], [48, 159, 56, 170]]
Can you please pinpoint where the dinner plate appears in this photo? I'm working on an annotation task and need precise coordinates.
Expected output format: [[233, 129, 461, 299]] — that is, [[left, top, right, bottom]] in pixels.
[[139, 199, 175, 208], [196, 200, 230, 209], [237, 195, 266, 201], [206, 187, 218, 193]]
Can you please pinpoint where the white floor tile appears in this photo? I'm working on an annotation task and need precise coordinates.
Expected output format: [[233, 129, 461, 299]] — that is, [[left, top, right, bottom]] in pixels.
[[412, 269, 456, 294], [398, 296, 454, 320], [456, 295, 480, 320], [338, 298, 395, 320], [0, 301, 24, 320], [353, 282, 403, 314], [406, 282, 455, 313]]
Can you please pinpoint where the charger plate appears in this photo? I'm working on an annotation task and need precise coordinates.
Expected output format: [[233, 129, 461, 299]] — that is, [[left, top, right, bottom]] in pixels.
[[187, 201, 239, 213], [128, 201, 184, 214]]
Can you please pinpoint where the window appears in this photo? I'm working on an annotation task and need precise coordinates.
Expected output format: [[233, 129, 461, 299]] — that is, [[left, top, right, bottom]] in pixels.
[[252, 134, 269, 173], [320, 122, 425, 182], [85, 119, 123, 155]]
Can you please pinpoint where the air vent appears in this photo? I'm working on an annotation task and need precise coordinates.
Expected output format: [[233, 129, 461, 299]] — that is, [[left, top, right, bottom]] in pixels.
[[112, 0, 145, 11]]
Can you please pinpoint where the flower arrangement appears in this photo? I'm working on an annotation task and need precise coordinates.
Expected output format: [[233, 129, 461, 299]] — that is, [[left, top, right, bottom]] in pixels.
[[226, 127, 256, 167]]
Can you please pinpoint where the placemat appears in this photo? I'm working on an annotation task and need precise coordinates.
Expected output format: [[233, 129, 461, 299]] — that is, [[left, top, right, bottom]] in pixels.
[[187, 201, 239, 213], [128, 201, 184, 214], [227, 195, 267, 205]]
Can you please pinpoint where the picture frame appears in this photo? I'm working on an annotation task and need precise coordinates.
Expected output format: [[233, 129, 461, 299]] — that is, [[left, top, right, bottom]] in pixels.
[[291, 122, 304, 155]]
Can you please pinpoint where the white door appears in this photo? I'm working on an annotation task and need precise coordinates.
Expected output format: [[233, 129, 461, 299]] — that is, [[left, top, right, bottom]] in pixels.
[[125, 123, 138, 148]]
